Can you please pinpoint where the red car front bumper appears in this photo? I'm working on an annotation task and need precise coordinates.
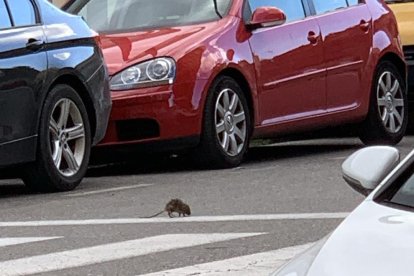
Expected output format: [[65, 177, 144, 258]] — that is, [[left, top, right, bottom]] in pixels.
[[98, 81, 207, 147]]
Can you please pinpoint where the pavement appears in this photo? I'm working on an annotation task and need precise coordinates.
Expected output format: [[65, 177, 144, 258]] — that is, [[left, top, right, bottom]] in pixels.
[[0, 136, 412, 275]]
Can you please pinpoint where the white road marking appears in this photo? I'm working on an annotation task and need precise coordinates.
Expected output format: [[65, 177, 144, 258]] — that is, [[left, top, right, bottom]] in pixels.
[[0, 213, 349, 227], [0, 233, 264, 276], [0, 237, 62, 248], [140, 242, 315, 276], [328, 156, 347, 160], [64, 184, 154, 197]]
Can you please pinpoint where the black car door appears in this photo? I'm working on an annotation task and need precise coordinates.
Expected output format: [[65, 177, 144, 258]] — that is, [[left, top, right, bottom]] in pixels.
[[0, 0, 47, 166]]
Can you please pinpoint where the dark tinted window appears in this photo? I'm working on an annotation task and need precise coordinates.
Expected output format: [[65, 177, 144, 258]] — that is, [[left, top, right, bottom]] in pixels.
[[7, 0, 36, 26], [388, 172, 414, 209], [0, 0, 12, 29], [247, 0, 306, 22], [313, 0, 348, 14]]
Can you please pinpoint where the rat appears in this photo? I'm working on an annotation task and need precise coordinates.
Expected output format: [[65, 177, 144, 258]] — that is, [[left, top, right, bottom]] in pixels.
[[141, 198, 191, 218]]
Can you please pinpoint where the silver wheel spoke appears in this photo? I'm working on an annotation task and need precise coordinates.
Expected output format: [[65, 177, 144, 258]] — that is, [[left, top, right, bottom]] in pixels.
[[382, 112, 390, 125], [234, 126, 245, 142], [393, 110, 403, 125], [53, 142, 63, 169], [377, 98, 387, 107], [385, 72, 392, 90], [394, 99, 404, 107], [49, 118, 59, 138], [57, 99, 71, 129], [234, 111, 245, 124], [216, 121, 225, 134], [389, 113, 396, 132], [222, 90, 230, 111], [222, 132, 230, 152], [66, 124, 85, 141], [229, 134, 237, 154], [391, 80, 400, 96], [229, 94, 239, 113], [217, 103, 225, 118], [379, 79, 387, 93], [63, 146, 79, 172]]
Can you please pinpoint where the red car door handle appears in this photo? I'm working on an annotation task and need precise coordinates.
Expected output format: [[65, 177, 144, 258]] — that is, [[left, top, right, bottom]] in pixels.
[[307, 31, 319, 44], [359, 20, 370, 32]]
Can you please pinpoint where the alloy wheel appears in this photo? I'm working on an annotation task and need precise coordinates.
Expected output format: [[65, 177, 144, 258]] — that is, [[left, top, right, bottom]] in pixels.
[[377, 71, 405, 133], [215, 88, 247, 157], [49, 98, 86, 177]]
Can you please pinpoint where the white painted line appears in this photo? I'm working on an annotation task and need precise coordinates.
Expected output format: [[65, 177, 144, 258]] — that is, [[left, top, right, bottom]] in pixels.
[[0, 237, 62, 248], [140, 242, 315, 276], [0, 213, 349, 227], [64, 184, 154, 197], [328, 156, 347, 160], [0, 233, 264, 276]]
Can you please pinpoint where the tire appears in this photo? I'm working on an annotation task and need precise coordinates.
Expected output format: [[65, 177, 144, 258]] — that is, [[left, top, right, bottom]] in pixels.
[[22, 84, 91, 192], [192, 76, 251, 168], [359, 61, 408, 145]]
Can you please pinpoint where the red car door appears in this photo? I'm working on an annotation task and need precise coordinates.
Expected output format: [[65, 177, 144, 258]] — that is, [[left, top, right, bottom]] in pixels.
[[246, 0, 326, 126], [312, 0, 373, 111]]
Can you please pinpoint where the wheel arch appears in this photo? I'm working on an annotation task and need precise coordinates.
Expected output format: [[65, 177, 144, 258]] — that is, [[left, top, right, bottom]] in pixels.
[[377, 52, 407, 92], [211, 67, 255, 131]]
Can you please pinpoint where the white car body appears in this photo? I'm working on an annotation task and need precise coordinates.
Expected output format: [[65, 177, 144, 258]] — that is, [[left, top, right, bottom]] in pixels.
[[272, 148, 414, 276]]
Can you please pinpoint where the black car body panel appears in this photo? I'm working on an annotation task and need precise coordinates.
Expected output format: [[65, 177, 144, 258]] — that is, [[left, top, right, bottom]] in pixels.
[[0, 0, 111, 167]]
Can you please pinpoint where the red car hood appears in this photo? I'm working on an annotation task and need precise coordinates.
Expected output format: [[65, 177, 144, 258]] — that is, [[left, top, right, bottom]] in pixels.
[[99, 24, 220, 76]]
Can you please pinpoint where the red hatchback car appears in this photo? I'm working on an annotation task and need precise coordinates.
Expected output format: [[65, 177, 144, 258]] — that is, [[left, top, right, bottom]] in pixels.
[[66, 0, 407, 168]]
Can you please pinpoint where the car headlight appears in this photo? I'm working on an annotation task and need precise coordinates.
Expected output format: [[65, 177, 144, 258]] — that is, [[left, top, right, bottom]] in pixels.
[[110, 57, 176, 91]]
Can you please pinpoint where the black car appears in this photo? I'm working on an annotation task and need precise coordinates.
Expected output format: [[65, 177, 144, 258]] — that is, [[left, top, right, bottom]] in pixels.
[[0, 0, 111, 192]]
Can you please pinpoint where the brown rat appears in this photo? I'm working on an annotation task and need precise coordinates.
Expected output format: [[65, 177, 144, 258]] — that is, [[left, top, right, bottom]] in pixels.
[[141, 198, 191, 218]]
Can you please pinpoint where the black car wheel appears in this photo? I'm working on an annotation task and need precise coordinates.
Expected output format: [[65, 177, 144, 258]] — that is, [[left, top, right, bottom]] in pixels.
[[192, 76, 251, 168], [23, 85, 91, 192], [359, 61, 408, 145]]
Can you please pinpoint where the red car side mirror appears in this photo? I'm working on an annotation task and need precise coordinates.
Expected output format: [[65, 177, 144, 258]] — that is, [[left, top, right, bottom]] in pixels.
[[247, 7, 286, 29]]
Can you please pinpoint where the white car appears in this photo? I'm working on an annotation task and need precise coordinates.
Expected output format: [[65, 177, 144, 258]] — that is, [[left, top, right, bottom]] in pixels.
[[272, 146, 414, 276]]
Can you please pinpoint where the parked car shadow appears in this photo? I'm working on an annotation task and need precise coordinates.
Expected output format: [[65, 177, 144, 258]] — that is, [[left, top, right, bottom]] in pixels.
[[87, 138, 362, 177], [0, 183, 32, 198]]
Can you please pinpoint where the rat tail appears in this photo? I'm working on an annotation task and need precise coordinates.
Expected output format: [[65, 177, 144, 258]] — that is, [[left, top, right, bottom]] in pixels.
[[140, 210, 164, 219]]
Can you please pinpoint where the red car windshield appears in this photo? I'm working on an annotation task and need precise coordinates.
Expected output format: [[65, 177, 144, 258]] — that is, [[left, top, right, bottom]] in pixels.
[[65, 0, 232, 32]]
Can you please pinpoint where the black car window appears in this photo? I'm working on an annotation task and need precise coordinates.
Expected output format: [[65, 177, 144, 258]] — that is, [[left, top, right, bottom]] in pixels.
[[389, 173, 414, 209], [0, 0, 12, 29], [312, 0, 348, 14], [6, 0, 36, 27], [374, 153, 414, 211], [246, 0, 306, 22]]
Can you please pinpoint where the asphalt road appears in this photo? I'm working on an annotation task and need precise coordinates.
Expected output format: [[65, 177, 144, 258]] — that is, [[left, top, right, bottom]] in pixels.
[[0, 136, 413, 275]]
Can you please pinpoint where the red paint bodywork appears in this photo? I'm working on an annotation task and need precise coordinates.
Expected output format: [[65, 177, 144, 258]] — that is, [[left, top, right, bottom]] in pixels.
[[98, 0, 405, 148]]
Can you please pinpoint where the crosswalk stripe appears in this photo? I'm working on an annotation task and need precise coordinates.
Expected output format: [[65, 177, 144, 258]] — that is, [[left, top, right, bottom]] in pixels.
[[0, 237, 62, 248], [0, 233, 265, 276], [0, 213, 349, 227], [140, 242, 315, 276]]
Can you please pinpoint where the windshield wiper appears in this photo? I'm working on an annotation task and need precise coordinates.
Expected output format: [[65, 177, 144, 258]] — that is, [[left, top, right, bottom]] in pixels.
[[213, 0, 223, 19]]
